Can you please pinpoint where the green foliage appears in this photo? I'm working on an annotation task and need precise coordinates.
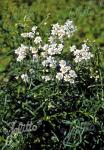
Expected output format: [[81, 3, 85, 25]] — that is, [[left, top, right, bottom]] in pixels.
[[0, 0, 104, 150]]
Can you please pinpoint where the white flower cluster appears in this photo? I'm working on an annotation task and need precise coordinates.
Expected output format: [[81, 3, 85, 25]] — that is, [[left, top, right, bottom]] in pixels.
[[42, 43, 64, 56], [21, 74, 29, 83], [34, 36, 42, 44], [21, 26, 37, 38], [51, 20, 76, 40], [42, 75, 51, 82], [56, 60, 77, 83], [51, 23, 65, 40], [15, 44, 28, 62], [19, 25, 43, 62], [21, 26, 42, 46], [40, 20, 77, 83], [70, 43, 93, 63], [15, 20, 93, 84], [21, 32, 34, 38], [30, 47, 38, 54], [30, 46, 39, 61], [64, 20, 76, 38], [42, 56, 56, 68]]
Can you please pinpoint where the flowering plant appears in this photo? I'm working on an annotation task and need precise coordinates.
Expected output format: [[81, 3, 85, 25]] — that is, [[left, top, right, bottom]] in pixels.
[[15, 20, 94, 84], [0, 19, 103, 150]]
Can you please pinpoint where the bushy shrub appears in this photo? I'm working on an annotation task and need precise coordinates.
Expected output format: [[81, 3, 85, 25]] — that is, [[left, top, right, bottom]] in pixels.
[[0, 18, 104, 150]]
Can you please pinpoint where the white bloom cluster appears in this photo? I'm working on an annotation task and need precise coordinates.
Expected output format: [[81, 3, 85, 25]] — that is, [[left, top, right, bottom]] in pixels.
[[51, 23, 65, 40], [40, 20, 76, 83], [30, 46, 39, 62], [56, 73, 63, 80], [42, 75, 51, 82], [41, 42, 64, 58], [15, 44, 28, 62], [42, 56, 56, 68], [48, 36, 55, 43], [21, 32, 34, 38], [51, 20, 76, 40], [48, 43, 64, 55], [21, 26, 37, 38], [34, 36, 42, 44], [21, 74, 29, 83], [15, 20, 93, 84], [31, 26, 37, 33], [56, 60, 77, 83], [30, 47, 38, 54], [64, 20, 76, 38], [70, 43, 93, 63], [30, 46, 39, 61]]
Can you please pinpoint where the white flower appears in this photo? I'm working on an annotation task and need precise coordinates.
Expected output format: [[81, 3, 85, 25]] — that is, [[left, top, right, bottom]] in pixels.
[[59, 60, 66, 67], [57, 26, 65, 39], [41, 51, 48, 58], [15, 76, 19, 80], [33, 54, 38, 61], [15, 44, 28, 62], [42, 60, 47, 67], [21, 74, 28, 83], [48, 36, 55, 43], [64, 74, 75, 83], [70, 45, 76, 52], [69, 70, 77, 78], [56, 73, 63, 80], [51, 20, 76, 40], [47, 43, 57, 55], [21, 33, 27, 38], [42, 75, 51, 81], [73, 49, 80, 56], [65, 66, 71, 71], [32, 26, 37, 33], [71, 43, 93, 63], [21, 32, 34, 38], [60, 66, 68, 74], [60, 66, 71, 74], [41, 50, 48, 57], [64, 20, 76, 38], [58, 44, 64, 52], [81, 51, 93, 60], [48, 47, 55, 55], [82, 43, 89, 51], [60, 67, 65, 74], [34, 36, 42, 44], [64, 74, 71, 82], [51, 23, 65, 39], [74, 56, 82, 63], [16, 56, 25, 62], [42, 56, 56, 68], [30, 47, 38, 54], [69, 79, 75, 83], [42, 44, 49, 51], [48, 43, 63, 55], [47, 56, 56, 68]]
